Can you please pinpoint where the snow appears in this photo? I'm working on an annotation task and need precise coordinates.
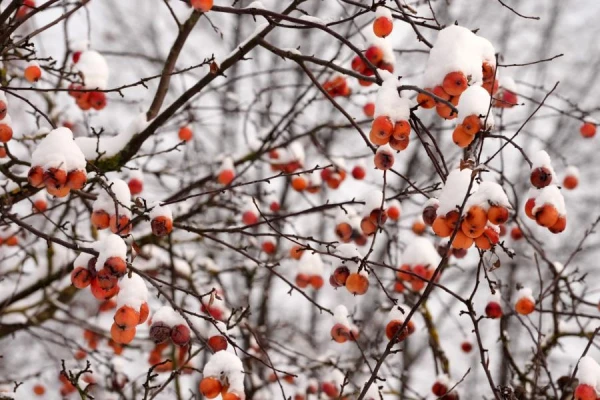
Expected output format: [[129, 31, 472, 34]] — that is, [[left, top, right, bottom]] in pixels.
[[457, 85, 494, 128], [424, 198, 440, 209], [203, 351, 245, 395], [129, 169, 143, 181], [565, 165, 579, 178], [376, 143, 393, 154], [281, 47, 302, 56], [501, 76, 517, 92], [531, 150, 554, 177], [116, 273, 148, 310], [219, 157, 234, 173], [516, 287, 535, 303], [108, 179, 132, 217], [298, 251, 324, 275], [577, 356, 600, 388], [388, 305, 408, 322], [363, 190, 384, 213], [298, 15, 325, 25], [465, 181, 510, 211], [76, 113, 149, 160], [437, 168, 478, 216], [333, 305, 351, 327], [74, 252, 93, 269], [96, 234, 127, 269], [375, 7, 393, 20], [531, 185, 566, 216], [74, 50, 109, 90], [31, 127, 87, 171], [150, 202, 172, 220], [369, 34, 395, 65], [423, 25, 495, 88], [402, 237, 441, 268], [374, 72, 410, 121], [152, 306, 187, 327]]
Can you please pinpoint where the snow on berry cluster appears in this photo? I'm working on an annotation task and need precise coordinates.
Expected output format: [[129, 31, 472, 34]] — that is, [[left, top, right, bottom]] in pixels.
[[524, 150, 567, 233], [330, 305, 359, 344], [575, 356, 600, 400], [452, 85, 495, 148], [92, 178, 132, 236], [28, 127, 87, 197], [426, 168, 510, 251], [295, 251, 325, 290], [68, 41, 109, 111], [200, 351, 245, 400], [417, 25, 497, 120], [110, 273, 150, 345], [328, 243, 370, 296], [149, 306, 191, 347], [394, 237, 441, 293], [368, 72, 411, 171]]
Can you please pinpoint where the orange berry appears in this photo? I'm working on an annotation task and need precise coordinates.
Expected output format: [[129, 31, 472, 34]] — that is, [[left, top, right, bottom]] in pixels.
[[0, 101, 7, 120], [524, 198, 536, 219], [387, 205, 400, 221], [33, 199, 47, 213], [385, 320, 409, 341], [46, 184, 70, 198], [530, 166, 553, 189], [363, 102, 375, 117], [417, 89, 436, 109], [331, 323, 350, 343], [487, 205, 509, 225], [70, 266, 92, 289], [389, 135, 409, 151], [138, 302, 149, 324], [222, 393, 241, 400], [392, 120, 410, 140], [412, 220, 426, 235], [474, 234, 492, 250], [218, 169, 235, 185], [432, 216, 452, 237], [549, 216, 566, 234], [482, 79, 499, 95], [482, 62, 495, 80], [452, 125, 474, 148], [461, 220, 485, 239], [5, 235, 17, 246], [351, 165, 366, 180], [485, 301, 503, 319], [360, 216, 377, 236], [90, 277, 119, 300], [451, 230, 473, 249], [365, 45, 383, 65], [110, 214, 132, 235], [345, 272, 369, 295], [442, 71, 468, 96], [289, 245, 304, 260], [43, 167, 67, 190], [436, 103, 457, 120], [445, 210, 460, 230], [191, 0, 213, 12], [310, 275, 324, 289], [28, 166, 44, 187], [332, 266, 350, 286], [370, 116, 393, 144], [351, 56, 367, 73], [170, 324, 191, 346], [208, 335, 228, 352], [178, 126, 193, 142], [66, 169, 87, 190], [534, 204, 559, 228], [462, 115, 481, 136], [432, 85, 451, 102], [580, 122, 596, 138], [114, 306, 140, 329], [515, 297, 535, 315], [574, 384, 597, 400], [200, 377, 222, 399], [24, 64, 42, 83], [464, 206, 488, 230], [563, 175, 578, 190], [295, 273, 310, 288], [510, 226, 523, 240], [99, 299, 117, 312], [91, 209, 110, 229], [242, 210, 258, 225], [0, 123, 12, 142], [291, 176, 308, 191], [128, 178, 143, 195], [110, 322, 136, 344], [88, 91, 107, 110], [373, 16, 393, 37], [33, 384, 45, 396], [151, 215, 173, 237]]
